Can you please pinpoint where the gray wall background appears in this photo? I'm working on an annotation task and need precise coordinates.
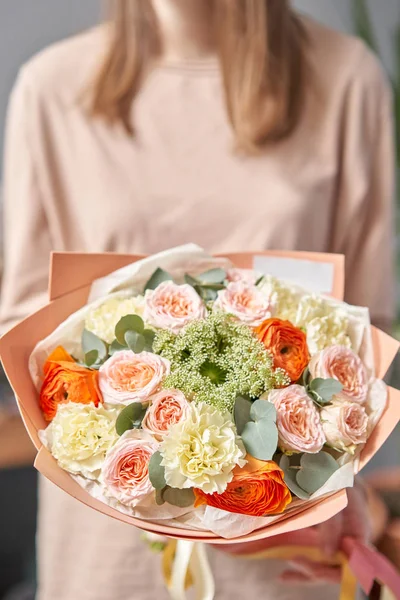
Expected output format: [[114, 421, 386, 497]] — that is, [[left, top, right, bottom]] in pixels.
[[0, 0, 399, 165]]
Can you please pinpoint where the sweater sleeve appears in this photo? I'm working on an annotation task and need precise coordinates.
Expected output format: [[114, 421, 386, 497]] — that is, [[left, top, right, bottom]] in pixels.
[[0, 69, 53, 332], [330, 46, 396, 330]]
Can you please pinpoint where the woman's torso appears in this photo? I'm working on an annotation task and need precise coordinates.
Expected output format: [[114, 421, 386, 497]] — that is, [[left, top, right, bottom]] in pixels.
[[11, 17, 375, 600], [27, 20, 355, 259]]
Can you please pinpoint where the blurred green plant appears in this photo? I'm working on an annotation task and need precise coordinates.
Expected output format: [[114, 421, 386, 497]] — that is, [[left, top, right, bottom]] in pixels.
[[352, 0, 400, 341], [352, 0, 399, 166]]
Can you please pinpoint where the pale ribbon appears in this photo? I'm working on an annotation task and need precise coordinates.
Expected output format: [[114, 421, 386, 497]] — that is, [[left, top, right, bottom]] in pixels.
[[163, 537, 400, 600], [163, 540, 215, 600]]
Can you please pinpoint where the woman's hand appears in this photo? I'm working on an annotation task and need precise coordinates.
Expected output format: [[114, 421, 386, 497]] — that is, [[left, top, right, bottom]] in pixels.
[[280, 482, 370, 585]]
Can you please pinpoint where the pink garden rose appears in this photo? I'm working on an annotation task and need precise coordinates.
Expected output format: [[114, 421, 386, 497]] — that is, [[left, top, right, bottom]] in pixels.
[[226, 268, 258, 286], [320, 402, 368, 453], [142, 389, 190, 441], [99, 351, 170, 406], [144, 281, 207, 333], [214, 281, 273, 327], [268, 385, 326, 454], [310, 346, 369, 404], [102, 430, 158, 507]]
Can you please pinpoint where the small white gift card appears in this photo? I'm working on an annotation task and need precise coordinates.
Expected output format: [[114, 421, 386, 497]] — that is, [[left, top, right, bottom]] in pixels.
[[253, 256, 335, 295]]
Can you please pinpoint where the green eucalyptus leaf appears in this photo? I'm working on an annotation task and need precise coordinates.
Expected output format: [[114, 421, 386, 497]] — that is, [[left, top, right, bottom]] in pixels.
[[109, 339, 127, 355], [144, 268, 173, 292], [308, 390, 332, 408], [250, 400, 277, 423], [234, 396, 252, 435], [162, 487, 195, 508], [280, 455, 311, 500], [116, 403, 147, 436], [196, 286, 218, 302], [255, 275, 265, 286], [198, 283, 225, 291], [84, 350, 99, 367], [296, 452, 339, 495], [198, 268, 226, 284], [184, 273, 201, 287], [143, 329, 156, 351], [115, 314, 144, 345], [309, 378, 343, 402], [241, 418, 278, 461], [125, 330, 146, 354], [155, 487, 166, 506], [148, 452, 167, 490], [82, 329, 108, 360], [300, 367, 310, 387]]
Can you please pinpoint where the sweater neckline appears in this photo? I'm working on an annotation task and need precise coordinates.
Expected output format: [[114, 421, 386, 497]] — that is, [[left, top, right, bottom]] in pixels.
[[153, 56, 220, 75]]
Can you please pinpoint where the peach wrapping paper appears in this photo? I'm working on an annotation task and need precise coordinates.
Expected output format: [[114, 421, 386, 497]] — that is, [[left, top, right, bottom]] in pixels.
[[0, 245, 399, 543]]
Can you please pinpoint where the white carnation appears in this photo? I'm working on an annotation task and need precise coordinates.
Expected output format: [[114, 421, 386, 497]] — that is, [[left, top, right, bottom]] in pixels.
[[85, 296, 145, 343], [40, 402, 119, 479], [160, 402, 246, 494]]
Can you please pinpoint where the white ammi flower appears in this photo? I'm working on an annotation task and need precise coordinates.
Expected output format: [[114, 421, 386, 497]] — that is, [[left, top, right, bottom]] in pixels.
[[85, 295, 145, 343], [160, 402, 246, 494], [40, 402, 119, 479]]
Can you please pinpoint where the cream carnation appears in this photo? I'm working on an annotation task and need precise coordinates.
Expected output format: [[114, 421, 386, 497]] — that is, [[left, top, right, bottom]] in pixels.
[[267, 385, 326, 454], [99, 351, 170, 406], [295, 295, 330, 326], [306, 315, 352, 355], [258, 275, 298, 323], [295, 296, 351, 354], [320, 401, 368, 454], [142, 389, 190, 441], [85, 296, 145, 344], [310, 346, 368, 404], [214, 281, 273, 326], [40, 402, 119, 479], [144, 281, 207, 333], [160, 402, 246, 494], [101, 430, 158, 507]]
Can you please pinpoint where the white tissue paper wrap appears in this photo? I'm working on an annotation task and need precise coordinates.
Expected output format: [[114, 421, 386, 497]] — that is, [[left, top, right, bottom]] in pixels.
[[29, 245, 388, 538]]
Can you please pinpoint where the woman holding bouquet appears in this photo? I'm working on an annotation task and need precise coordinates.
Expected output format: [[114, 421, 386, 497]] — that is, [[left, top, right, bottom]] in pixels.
[[0, 0, 395, 598]]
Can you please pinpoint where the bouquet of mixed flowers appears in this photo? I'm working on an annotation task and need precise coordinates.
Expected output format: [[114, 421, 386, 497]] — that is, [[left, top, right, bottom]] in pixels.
[[2, 245, 400, 598]]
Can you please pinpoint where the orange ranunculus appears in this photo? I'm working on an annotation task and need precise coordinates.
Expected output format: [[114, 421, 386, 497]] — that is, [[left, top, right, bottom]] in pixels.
[[194, 456, 291, 517], [255, 318, 310, 382], [40, 346, 103, 421]]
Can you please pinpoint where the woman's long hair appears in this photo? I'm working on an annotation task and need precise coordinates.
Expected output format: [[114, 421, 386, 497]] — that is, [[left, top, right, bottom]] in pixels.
[[89, 0, 308, 152]]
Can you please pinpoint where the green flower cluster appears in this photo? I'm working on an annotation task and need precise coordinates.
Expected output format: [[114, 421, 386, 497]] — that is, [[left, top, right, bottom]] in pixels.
[[153, 313, 289, 412]]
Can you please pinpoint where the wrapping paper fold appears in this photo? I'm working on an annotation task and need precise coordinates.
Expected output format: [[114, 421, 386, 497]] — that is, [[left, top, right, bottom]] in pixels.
[[0, 247, 399, 545]]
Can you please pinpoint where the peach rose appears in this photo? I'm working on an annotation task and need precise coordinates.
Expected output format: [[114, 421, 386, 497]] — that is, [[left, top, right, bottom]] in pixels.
[[214, 281, 273, 326], [310, 346, 368, 404], [144, 281, 207, 333], [142, 389, 190, 440], [99, 351, 170, 406], [268, 385, 326, 453], [256, 318, 310, 382], [194, 456, 291, 517], [320, 401, 368, 453], [40, 346, 102, 422], [226, 268, 258, 286], [101, 430, 158, 507]]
